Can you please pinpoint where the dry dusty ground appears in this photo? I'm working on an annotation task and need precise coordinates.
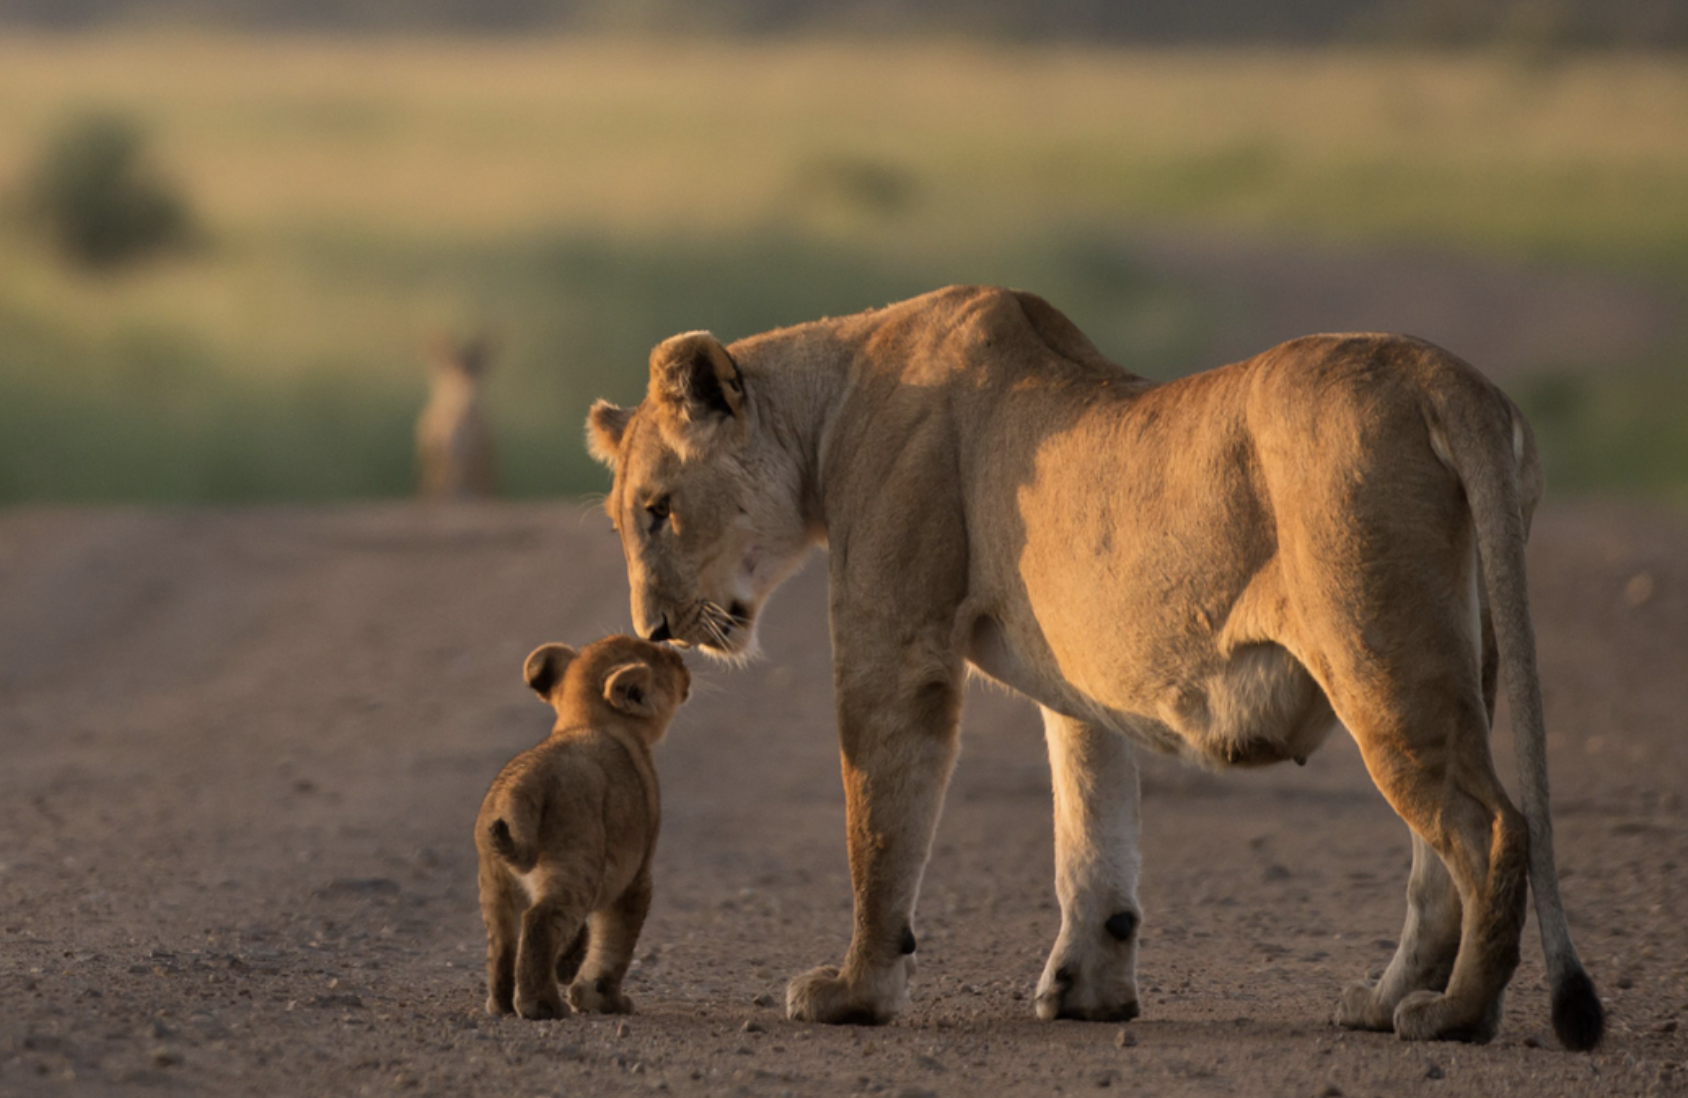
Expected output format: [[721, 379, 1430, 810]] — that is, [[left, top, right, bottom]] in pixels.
[[1, 500, 1685, 1098]]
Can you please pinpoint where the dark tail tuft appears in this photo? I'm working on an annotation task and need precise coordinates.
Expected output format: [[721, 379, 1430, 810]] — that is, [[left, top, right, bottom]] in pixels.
[[488, 818, 523, 865], [1551, 968, 1604, 1051]]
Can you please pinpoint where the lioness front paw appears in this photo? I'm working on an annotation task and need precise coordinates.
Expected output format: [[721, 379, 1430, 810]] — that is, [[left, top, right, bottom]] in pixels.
[[1035, 939, 1139, 1022], [1392, 989, 1501, 1044], [786, 964, 905, 1025], [1334, 980, 1393, 1032], [569, 977, 635, 1015]]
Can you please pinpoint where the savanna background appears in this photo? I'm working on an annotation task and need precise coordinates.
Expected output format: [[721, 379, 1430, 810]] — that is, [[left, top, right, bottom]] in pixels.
[[3, 4, 1687, 1097], [2, 0, 1687, 503]]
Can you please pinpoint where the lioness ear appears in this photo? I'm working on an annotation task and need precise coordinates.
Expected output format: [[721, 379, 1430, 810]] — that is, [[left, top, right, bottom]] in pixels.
[[523, 643, 578, 700], [586, 400, 633, 467], [648, 331, 745, 458], [603, 662, 657, 717]]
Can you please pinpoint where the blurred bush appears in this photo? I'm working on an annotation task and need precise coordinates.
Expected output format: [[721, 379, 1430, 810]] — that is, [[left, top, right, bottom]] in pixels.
[[24, 111, 193, 268]]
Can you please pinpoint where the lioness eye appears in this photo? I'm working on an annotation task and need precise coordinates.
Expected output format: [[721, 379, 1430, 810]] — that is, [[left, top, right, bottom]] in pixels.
[[645, 495, 672, 533]]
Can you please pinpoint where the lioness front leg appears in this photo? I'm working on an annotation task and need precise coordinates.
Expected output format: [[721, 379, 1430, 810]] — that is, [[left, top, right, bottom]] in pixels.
[[787, 649, 962, 1025], [1035, 708, 1144, 1022]]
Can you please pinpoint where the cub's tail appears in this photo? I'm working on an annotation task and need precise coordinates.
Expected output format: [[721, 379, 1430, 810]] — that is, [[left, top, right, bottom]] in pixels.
[[486, 796, 540, 874], [1428, 379, 1604, 1052]]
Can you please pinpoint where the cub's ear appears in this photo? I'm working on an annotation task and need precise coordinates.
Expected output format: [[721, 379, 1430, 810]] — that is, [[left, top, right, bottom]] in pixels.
[[647, 331, 745, 459], [586, 400, 633, 467], [603, 662, 657, 718], [523, 643, 578, 700]]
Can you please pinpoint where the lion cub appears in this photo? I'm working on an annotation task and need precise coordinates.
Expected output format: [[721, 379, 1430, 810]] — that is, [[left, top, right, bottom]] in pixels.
[[476, 635, 690, 1019]]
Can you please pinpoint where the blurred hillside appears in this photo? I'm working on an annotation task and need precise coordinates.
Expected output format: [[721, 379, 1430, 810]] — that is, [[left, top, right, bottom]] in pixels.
[[1, 0, 1685, 47], [0, 36, 1685, 503]]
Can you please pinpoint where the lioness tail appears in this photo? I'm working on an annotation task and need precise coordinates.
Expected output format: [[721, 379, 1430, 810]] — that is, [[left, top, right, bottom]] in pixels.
[[1431, 385, 1604, 1051]]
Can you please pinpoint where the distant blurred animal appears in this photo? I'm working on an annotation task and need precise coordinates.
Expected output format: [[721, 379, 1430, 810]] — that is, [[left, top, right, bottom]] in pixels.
[[416, 335, 498, 499], [475, 635, 690, 1020]]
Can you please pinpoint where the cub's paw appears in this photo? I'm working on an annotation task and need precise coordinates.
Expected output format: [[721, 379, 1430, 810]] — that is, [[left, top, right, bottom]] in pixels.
[[1392, 990, 1501, 1044], [1334, 980, 1394, 1032], [786, 964, 904, 1025], [569, 977, 635, 1015], [485, 992, 515, 1016], [514, 990, 568, 1020]]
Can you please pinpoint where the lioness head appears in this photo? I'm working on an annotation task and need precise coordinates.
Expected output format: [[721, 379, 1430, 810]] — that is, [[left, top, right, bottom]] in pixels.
[[586, 331, 811, 658], [524, 635, 691, 739]]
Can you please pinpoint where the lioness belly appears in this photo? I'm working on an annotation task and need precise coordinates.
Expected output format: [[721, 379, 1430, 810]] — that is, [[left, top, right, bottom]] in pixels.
[[1161, 642, 1339, 769], [968, 615, 1336, 769]]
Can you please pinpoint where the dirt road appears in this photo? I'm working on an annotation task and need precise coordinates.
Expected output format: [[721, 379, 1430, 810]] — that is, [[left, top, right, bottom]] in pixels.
[[1, 501, 1684, 1097]]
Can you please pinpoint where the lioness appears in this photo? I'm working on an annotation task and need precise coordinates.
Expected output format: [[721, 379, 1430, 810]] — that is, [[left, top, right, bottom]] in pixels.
[[476, 635, 689, 1019], [585, 285, 1603, 1049]]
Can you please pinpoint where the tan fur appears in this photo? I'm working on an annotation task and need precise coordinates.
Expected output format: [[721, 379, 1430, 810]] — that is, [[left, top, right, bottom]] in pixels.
[[475, 635, 689, 1019], [417, 335, 498, 499], [586, 285, 1602, 1047]]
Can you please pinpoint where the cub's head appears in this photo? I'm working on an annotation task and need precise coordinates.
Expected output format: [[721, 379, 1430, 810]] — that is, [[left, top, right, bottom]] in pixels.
[[586, 330, 811, 659], [524, 635, 691, 740]]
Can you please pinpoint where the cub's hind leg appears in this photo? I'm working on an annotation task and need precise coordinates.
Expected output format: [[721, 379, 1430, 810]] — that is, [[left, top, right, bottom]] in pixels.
[[569, 869, 651, 1015], [514, 884, 592, 1020], [1034, 707, 1143, 1023], [555, 924, 589, 986], [480, 864, 521, 1015]]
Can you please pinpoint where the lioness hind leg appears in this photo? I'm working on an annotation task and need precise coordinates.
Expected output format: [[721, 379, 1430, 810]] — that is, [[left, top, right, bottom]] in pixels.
[[1336, 833, 1462, 1031], [1035, 708, 1143, 1023], [1342, 691, 1528, 1043], [1339, 616, 1501, 1034]]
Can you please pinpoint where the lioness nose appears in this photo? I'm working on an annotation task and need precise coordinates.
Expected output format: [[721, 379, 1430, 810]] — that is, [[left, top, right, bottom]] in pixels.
[[643, 615, 673, 644]]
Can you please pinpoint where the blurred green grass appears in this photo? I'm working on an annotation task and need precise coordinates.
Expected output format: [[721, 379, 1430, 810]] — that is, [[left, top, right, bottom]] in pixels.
[[1, 36, 1685, 501]]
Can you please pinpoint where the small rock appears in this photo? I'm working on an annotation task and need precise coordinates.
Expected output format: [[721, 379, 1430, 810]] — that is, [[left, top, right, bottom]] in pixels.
[[1319, 1085, 1343, 1098], [742, 1020, 766, 1034], [150, 1048, 182, 1069], [752, 992, 777, 1008], [1263, 864, 1292, 882], [616, 1021, 631, 1039], [1624, 572, 1656, 608], [392, 1072, 419, 1089], [1617, 976, 1634, 990], [1652, 1019, 1679, 1034], [1425, 1061, 1445, 1080], [895, 1089, 938, 1098], [1095, 1068, 1122, 1087], [309, 993, 364, 1009], [316, 877, 400, 898], [1114, 1028, 1137, 1048], [1523, 1035, 1543, 1048]]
